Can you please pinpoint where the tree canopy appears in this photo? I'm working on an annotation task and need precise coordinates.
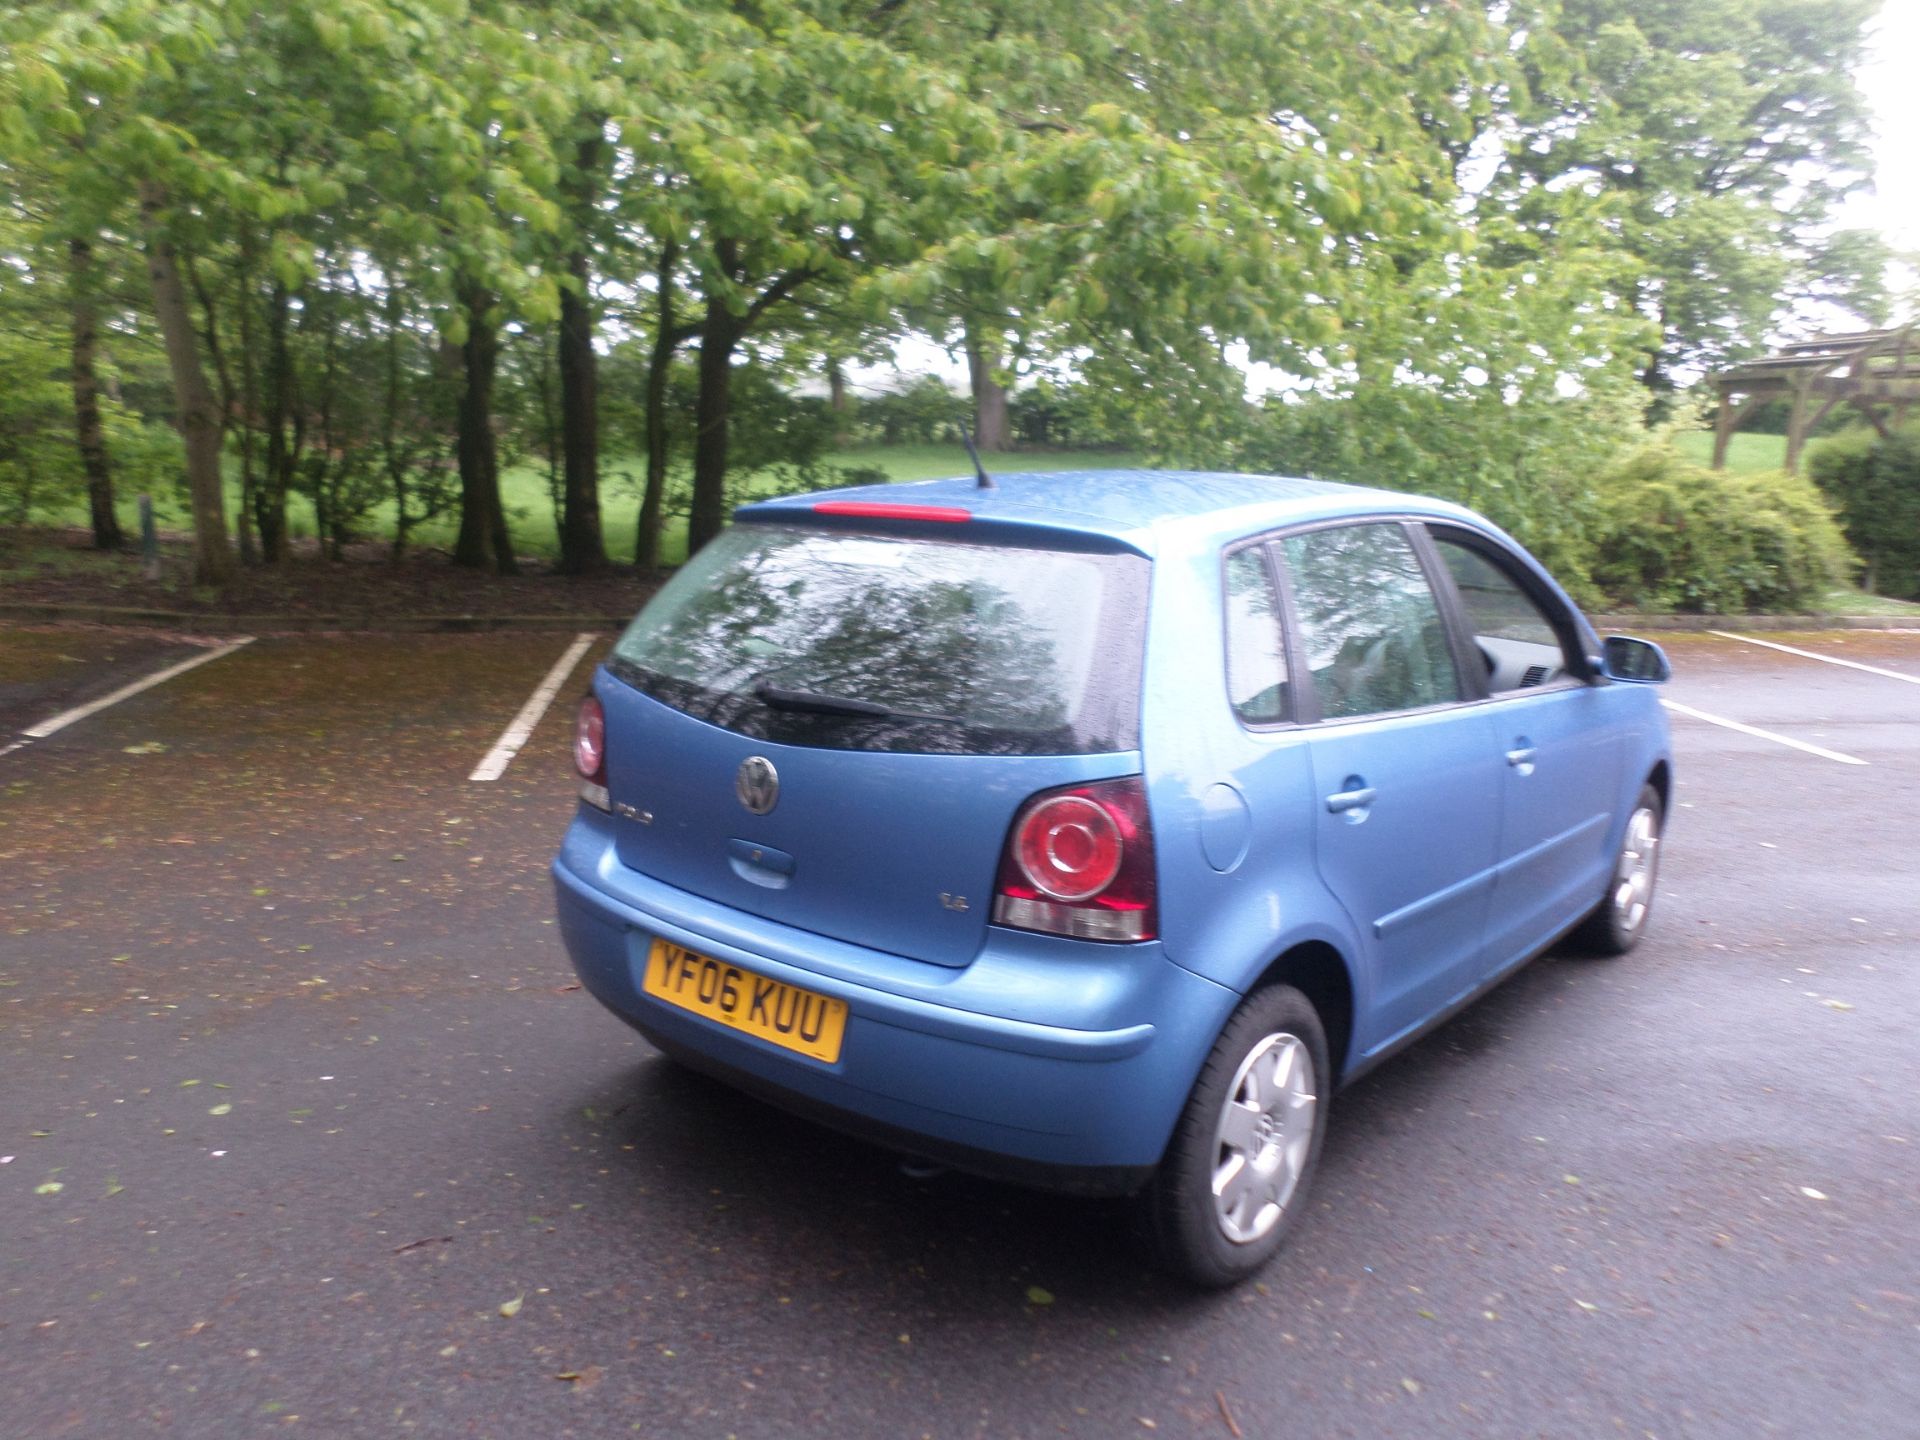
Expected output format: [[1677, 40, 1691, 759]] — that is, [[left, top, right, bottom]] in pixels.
[[0, 0, 1894, 584]]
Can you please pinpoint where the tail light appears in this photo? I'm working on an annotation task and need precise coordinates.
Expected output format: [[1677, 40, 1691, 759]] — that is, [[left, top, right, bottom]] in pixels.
[[992, 777, 1157, 942], [575, 695, 610, 810]]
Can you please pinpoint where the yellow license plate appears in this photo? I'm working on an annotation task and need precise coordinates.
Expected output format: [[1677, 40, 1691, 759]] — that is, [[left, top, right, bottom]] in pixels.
[[642, 940, 848, 1064]]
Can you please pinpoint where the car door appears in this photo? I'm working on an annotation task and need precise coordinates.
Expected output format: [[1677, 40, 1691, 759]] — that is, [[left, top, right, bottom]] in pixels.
[[1277, 521, 1505, 1055], [1423, 525, 1627, 975]]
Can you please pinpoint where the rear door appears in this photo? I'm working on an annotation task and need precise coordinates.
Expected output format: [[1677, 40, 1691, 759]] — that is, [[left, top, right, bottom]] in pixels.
[[1277, 521, 1505, 1053], [596, 522, 1149, 969]]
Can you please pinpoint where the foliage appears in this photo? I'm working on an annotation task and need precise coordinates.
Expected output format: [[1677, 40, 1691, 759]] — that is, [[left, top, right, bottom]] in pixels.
[[0, 0, 1897, 604], [1008, 379, 1136, 452], [1490, 0, 1887, 397], [1231, 381, 1647, 591], [0, 260, 179, 526], [1588, 447, 1853, 613], [1806, 423, 1920, 600], [857, 378, 970, 447], [0, 310, 83, 526]]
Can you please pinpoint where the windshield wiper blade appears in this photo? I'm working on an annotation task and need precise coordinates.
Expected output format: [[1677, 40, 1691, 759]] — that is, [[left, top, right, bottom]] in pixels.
[[753, 681, 957, 724]]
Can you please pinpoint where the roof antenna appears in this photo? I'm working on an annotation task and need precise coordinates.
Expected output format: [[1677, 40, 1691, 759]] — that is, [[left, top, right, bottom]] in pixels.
[[960, 422, 996, 490]]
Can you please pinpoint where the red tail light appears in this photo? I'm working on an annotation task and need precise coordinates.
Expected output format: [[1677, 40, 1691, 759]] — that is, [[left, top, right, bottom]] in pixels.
[[575, 695, 610, 809], [993, 777, 1157, 942]]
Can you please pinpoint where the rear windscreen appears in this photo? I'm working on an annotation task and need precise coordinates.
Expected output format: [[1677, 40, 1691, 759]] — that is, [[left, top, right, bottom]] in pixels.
[[606, 523, 1148, 755]]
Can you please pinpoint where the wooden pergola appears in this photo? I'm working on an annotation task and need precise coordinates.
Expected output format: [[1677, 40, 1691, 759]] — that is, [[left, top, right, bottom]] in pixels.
[[1711, 323, 1920, 473]]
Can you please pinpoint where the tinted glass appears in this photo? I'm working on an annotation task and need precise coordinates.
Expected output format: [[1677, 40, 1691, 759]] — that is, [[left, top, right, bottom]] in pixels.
[[608, 523, 1147, 755], [1433, 535, 1574, 694], [1282, 524, 1461, 720], [1224, 546, 1289, 724]]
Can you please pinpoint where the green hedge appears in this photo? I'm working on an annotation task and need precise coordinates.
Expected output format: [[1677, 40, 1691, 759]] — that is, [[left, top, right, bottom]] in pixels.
[[1806, 423, 1920, 600], [1589, 447, 1853, 613]]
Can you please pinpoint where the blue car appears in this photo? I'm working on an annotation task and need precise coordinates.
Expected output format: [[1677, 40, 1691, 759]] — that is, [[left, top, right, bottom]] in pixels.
[[552, 471, 1672, 1285]]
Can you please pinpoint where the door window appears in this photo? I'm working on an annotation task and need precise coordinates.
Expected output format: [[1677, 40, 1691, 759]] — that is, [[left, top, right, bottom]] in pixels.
[[1430, 534, 1577, 695], [1282, 524, 1462, 720], [1223, 545, 1290, 724]]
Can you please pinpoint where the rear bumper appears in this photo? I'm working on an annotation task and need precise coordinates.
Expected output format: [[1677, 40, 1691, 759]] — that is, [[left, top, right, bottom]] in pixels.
[[551, 810, 1237, 1195]]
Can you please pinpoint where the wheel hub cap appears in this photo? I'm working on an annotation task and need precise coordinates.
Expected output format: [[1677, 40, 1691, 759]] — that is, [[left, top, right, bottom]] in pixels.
[[1211, 1032, 1317, 1245], [1612, 805, 1659, 935]]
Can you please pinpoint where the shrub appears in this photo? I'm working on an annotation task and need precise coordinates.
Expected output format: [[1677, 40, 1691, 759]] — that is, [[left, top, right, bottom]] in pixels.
[[1008, 378, 1136, 450], [1806, 422, 1920, 599], [1588, 447, 1853, 613], [1229, 385, 1638, 596], [858, 376, 969, 445]]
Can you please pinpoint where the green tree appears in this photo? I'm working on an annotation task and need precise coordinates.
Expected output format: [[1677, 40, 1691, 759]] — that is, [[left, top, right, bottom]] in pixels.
[[1492, 0, 1887, 402]]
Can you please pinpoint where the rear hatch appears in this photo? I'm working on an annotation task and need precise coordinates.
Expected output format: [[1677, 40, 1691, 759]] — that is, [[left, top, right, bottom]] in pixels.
[[597, 519, 1149, 968]]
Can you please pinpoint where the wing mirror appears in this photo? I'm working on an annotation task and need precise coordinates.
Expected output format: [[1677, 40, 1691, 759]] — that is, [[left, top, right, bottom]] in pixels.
[[1592, 635, 1672, 684]]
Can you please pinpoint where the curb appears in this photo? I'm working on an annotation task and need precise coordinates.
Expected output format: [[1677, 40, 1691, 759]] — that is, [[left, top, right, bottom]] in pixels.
[[0, 602, 630, 635]]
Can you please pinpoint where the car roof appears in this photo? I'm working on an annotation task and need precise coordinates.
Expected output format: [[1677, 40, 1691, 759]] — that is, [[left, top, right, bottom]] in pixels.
[[739, 469, 1488, 557]]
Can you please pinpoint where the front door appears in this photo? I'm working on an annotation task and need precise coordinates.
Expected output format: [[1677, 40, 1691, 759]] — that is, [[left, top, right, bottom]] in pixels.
[[1425, 528, 1626, 972]]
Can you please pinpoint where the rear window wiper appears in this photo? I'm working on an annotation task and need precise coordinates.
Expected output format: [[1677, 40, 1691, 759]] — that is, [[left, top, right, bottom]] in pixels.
[[752, 680, 959, 725]]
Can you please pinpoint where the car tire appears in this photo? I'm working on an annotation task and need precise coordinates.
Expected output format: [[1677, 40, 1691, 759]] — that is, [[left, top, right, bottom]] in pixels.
[[1571, 783, 1664, 956], [1138, 983, 1330, 1288]]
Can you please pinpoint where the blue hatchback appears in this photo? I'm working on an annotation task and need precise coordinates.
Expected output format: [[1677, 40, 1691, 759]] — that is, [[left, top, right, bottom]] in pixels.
[[552, 471, 1673, 1285]]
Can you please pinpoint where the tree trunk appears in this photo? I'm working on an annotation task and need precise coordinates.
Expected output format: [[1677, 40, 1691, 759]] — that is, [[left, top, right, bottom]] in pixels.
[[636, 242, 679, 570], [234, 247, 261, 566], [383, 289, 411, 560], [68, 235, 124, 550], [688, 294, 743, 557], [965, 322, 1011, 451], [187, 250, 256, 566], [826, 355, 850, 448], [453, 289, 516, 574], [556, 131, 606, 575], [259, 279, 295, 563], [138, 180, 234, 587]]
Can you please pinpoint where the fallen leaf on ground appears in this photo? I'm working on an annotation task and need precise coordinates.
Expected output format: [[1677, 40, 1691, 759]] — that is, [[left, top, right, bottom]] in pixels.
[[499, 1296, 523, 1318], [1025, 1286, 1055, 1306]]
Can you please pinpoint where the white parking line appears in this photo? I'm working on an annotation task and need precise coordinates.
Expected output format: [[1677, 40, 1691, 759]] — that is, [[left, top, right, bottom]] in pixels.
[[3, 638, 256, 756], [1662, 698, 1867, 766], [469, 632, 599, 782], [1709, 630, 1920, 686]]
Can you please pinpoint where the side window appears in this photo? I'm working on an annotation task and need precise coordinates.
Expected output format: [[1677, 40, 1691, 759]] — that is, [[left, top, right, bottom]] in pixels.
[[1223, 545, 1289, 724], [1282, 523, 1462, 721], [1431, 534, 1577, 695]]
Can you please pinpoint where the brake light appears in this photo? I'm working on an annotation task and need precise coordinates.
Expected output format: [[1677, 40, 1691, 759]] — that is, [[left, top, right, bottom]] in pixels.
[[575, 695, 610, 810], [810, 501, 972, 523], [993, 777, 1157, 942]]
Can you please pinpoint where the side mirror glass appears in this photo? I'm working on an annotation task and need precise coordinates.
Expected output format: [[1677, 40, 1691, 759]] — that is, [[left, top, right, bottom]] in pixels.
[[1600, 635, 1672, 684]]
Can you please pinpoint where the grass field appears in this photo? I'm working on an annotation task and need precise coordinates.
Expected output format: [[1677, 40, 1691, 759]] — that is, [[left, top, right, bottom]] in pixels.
[[41, 443, 1139, 567], [1668, 430, 1789, 473]]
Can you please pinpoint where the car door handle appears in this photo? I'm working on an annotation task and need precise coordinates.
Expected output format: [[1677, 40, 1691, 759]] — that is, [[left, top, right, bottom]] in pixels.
[[1325, 785, 1377, 814], [1505, 746, 1537, 767]]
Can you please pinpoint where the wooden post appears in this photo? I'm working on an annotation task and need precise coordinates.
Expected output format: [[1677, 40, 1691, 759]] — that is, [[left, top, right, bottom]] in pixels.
[[1784, 375, 1811, 474], [1711, 385, 1735, 469]]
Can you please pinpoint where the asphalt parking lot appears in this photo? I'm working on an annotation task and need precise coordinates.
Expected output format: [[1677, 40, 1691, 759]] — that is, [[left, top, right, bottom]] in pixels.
[[2, 622, 1917, 1438]]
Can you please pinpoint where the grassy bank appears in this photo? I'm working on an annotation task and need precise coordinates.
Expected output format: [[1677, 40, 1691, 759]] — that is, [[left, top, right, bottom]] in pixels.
[[1668, 430, 1788, 473]]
